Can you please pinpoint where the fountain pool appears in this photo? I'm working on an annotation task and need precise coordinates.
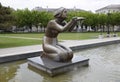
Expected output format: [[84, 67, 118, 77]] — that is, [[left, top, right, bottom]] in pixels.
[[0, 43, 120, 82]]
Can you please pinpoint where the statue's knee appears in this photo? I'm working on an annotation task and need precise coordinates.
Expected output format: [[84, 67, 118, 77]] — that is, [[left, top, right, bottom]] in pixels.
[[54, 55, 60, 62], [56, 52, 67, 62], [45, 51, 73, 62], [70, 51, 73, 56]]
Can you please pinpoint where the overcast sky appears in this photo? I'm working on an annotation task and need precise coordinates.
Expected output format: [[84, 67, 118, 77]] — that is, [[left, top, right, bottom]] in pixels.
[[0, 0, 120, 12]]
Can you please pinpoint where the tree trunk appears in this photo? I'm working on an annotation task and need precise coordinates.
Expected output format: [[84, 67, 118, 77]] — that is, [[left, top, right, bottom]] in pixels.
[[29, 25, 32, 32], [35, 25, 38, 32]]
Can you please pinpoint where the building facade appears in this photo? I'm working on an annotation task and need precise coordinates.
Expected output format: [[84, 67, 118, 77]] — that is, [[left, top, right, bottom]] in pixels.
[[33, 6, 85, 12], [96, 4, 120, 14]]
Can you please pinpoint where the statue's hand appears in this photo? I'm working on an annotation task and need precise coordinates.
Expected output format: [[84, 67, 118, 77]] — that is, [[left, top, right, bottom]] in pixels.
[[72, 17, 85, 22], [76, 17, 85, 21]]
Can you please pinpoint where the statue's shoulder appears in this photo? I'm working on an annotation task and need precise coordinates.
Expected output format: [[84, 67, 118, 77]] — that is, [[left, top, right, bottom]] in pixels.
[[49, 20, 55, 23], [47, 20, 56, 28]]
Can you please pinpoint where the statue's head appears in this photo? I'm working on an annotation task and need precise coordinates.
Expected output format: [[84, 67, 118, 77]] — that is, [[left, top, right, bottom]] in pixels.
[[54, 7, 67, 19]]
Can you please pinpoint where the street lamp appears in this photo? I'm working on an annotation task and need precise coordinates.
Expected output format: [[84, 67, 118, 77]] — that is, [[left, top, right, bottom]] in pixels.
[[107, 13, 111, 37]]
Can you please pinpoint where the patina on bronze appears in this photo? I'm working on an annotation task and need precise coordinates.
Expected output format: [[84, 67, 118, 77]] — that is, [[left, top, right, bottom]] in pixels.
[[42, 7, 84, 62]]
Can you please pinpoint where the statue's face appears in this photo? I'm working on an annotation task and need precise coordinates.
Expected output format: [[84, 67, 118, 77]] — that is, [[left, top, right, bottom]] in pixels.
[[61, 10, 67, 19]]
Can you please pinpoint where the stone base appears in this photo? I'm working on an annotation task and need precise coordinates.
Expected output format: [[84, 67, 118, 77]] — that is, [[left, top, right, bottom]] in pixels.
[[28, 55, 89, 76]]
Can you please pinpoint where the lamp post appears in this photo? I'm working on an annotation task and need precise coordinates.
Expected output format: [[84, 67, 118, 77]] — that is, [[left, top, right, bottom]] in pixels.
[[107, 13, 111, 37]]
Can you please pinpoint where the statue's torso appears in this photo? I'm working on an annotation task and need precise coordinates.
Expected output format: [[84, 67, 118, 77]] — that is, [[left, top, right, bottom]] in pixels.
[[45, 19, 66, 38], [45, 27, 59, 38]]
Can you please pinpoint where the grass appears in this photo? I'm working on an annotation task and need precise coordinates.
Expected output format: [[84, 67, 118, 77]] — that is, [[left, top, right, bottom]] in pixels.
[[0, 37, 42, 48], [0, 32, 119, 48], [58, 32, 100, 40], [0, 33, 44, 38]]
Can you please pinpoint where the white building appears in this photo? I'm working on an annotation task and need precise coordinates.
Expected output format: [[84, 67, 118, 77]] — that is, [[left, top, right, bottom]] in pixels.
[[33, 6, 85, 12], [96, 4, 120, 14]]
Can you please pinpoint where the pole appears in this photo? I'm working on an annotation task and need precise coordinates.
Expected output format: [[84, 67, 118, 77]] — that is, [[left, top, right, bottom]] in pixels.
[[107, 13, 110, 37]]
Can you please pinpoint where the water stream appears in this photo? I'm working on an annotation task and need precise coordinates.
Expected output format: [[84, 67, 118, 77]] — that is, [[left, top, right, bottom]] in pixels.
[[0, 44, 120, 82]]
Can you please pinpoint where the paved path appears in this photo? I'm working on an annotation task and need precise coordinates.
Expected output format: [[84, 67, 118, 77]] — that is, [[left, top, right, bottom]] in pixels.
[[0, 37, 120, 63], [0, 37, 120, 58]]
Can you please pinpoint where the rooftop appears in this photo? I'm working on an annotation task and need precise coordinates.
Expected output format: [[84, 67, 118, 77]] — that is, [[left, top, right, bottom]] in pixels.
[[33, 6, 85, 12], [96, 4, 120, 12]]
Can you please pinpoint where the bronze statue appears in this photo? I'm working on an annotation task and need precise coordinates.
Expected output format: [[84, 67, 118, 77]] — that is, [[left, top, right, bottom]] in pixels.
[[42, 7, 84, 62]]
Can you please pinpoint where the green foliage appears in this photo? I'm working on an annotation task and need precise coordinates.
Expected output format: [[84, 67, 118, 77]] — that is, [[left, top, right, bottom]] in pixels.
[[111, 12, 120, 26], [1, 3, 120, 32], [0, 3, 14, 31], [32, 10, 41, 27], [39, 11, 53, 27], [13, 9, 53, 31], [97, 14, 107, 25], [12, 9, 25, 27], [68, 11, 98, 28], [68, 11, 120, 31], [13, 9, 34, 31]]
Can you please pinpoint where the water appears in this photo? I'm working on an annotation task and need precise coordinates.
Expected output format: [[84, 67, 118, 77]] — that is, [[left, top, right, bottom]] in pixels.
[[1, 44, 120, 82]]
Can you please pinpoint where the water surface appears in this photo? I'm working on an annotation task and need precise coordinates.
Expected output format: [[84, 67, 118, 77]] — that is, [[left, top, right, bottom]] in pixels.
[[0, 44, 120, 82]]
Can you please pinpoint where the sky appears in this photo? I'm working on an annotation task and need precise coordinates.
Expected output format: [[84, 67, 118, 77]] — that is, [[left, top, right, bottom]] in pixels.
[[0, 0, 120, 12]]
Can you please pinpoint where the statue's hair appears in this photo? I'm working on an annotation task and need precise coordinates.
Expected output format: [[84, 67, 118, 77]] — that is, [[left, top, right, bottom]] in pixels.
[[54, 7, 66, 18]]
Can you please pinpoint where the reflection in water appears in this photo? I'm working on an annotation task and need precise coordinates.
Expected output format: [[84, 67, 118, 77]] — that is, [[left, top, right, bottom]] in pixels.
[[74, 44, 120, 82], [0, 60, 25, 82], [28, 65, 73, 82], [0, 44, 120, 82]]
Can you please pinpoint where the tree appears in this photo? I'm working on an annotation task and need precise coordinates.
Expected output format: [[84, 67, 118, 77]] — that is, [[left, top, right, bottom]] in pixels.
[[0, 3, 14, 32], [23, 9, 33, 32], [13, 10, 25, 27], [13, 9, 34, 32], [32, 10, 41, 32], [40, 11, 53, 32], [97, 14, 107, 32]]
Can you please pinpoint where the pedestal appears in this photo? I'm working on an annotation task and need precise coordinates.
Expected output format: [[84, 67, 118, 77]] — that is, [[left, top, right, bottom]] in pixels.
[[28, 55, 89, 76]]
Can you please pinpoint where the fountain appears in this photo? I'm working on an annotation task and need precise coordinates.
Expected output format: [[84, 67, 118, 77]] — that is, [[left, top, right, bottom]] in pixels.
[[1, 6, 120, 82], [28, 7, 88, 76]]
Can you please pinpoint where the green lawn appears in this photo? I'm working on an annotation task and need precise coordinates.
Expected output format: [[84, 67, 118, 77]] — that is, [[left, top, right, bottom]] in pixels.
[[58, 32, 100, 40], [0, 37, 42, 48], [0, 32, 119, 48], [0, 33, 44, 38]]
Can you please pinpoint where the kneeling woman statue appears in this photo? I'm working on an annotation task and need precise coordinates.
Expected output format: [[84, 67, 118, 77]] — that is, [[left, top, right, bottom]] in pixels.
[[42, 7, 84, 62]]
